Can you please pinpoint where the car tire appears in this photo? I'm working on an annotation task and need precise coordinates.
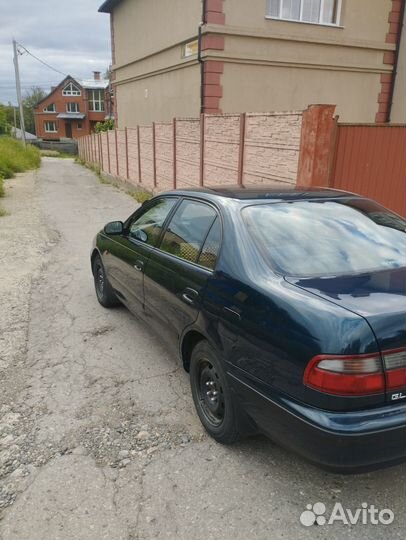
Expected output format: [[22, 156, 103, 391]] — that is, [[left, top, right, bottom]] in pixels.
[[190, 340, 241, 444], [92, 255, 119, 308]]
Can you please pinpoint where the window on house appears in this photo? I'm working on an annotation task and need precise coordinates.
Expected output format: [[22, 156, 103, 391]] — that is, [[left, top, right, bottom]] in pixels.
[[44, 121, 57, 133], [77, 122, 83, 130], [267, 0, 341, 25], [66, 103, 80, 113], [43, 103, 56, 112], [62, 82, 81, 96], [88, 90, 105, 112]]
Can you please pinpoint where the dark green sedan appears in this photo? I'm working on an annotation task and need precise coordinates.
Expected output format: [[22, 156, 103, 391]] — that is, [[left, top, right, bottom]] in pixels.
[[91, 186, 406, 472]]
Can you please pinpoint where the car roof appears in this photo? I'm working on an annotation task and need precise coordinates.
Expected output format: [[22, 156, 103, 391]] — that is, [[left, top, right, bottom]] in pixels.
[[161, 185, 359, 202]]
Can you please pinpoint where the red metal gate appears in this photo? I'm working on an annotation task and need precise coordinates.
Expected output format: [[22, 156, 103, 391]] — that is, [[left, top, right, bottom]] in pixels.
[[331, 124, 406, 216]]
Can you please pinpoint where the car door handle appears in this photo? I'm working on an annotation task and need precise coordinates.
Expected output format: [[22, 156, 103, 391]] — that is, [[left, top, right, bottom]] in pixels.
[[133, 260, 144, 272], [181, 288, 199, 305]]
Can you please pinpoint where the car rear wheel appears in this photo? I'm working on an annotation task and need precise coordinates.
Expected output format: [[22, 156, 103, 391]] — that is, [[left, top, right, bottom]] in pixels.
[[190, 341, 241, 444], [92, 255, 119, 308]]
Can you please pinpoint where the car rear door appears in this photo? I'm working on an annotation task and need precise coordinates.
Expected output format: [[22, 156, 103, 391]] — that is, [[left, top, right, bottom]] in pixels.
[[143, 198, 222, 350]]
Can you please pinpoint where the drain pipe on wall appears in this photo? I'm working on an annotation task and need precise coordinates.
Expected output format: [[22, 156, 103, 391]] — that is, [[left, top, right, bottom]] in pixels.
[[388, 0, 405, 122], [198, 0, 207, 114]]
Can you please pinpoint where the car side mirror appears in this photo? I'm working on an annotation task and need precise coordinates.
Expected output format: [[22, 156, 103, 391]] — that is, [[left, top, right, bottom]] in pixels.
[[104, 221, 124, 235]]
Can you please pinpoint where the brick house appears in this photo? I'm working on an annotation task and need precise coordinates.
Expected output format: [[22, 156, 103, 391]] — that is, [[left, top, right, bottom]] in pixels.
[[34, 72, 113, 140], [99, 0, 405, 126]]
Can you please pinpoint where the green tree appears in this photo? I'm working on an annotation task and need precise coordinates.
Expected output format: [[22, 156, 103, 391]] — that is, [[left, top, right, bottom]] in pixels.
[[0, 104, 12, 135], [22, 87, 47, 135]]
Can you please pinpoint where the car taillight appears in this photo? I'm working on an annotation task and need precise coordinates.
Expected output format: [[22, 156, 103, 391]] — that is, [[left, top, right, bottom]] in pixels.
[[304, 353, 385, 396], [304, 349, 406, 396], [384, 349, 406, 390]]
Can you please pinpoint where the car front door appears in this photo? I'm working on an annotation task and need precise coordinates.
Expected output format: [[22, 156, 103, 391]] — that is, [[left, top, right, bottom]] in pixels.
[[104, 197, 179, 315], [143, 198, 222, 350]]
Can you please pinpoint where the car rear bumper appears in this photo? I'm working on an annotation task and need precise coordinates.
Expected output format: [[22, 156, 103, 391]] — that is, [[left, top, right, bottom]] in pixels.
[[229, 373, 406, 473]]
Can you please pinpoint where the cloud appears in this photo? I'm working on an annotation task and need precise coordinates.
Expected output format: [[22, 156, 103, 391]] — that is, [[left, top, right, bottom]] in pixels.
[[0, 0, 111, 104]]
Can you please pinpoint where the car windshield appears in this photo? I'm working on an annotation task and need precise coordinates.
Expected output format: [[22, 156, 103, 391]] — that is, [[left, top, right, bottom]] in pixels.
[[242, 199, 406, 277]]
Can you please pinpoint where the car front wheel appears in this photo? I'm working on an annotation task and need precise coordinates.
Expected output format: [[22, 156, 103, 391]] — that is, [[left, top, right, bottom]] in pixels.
[[92, 255, 119, 308], [190, 340, 241, 444]]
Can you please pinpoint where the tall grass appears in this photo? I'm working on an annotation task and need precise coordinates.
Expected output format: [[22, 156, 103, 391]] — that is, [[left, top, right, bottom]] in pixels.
[[0, 137, 41, 179]]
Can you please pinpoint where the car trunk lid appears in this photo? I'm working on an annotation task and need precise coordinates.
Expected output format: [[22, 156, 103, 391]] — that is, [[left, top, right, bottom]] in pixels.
[[286, 267, 406, 403]]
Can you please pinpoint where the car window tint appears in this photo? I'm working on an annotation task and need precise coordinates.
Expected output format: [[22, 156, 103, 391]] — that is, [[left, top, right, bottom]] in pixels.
[[129, 198, 177, 247], [243, 200, 406, 277], [198, 217, 221, 270], [160, 200, 217, 264]]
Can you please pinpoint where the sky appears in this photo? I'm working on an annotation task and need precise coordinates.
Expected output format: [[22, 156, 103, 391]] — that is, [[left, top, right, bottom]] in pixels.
[[0, 0, 111, 105]]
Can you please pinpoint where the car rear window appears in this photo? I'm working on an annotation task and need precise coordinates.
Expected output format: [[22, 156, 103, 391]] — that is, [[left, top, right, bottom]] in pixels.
[[242, 199, 406, 277]]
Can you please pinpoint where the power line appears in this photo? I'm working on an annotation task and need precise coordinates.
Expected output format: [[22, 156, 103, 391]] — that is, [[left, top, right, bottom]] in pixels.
[[16, 42, 69, 78]]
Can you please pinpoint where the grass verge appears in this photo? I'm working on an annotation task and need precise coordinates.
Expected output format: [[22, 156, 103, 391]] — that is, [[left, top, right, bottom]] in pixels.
[[0, 137, 41, 179]]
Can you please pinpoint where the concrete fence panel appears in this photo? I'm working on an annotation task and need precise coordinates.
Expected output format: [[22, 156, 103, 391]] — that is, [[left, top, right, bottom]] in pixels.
[[139, 126, 154, 188], [244, 112, 302, 186], [204, 114, 240, 186], [126, 128, 139, 183], [176, 119, 201, 189], [155, 122, 174, 192], [116, 130, 127, 180]]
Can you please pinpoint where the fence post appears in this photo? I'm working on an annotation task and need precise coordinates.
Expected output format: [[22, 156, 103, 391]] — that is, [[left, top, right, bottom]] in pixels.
[[200, 113, 205, 186], [238, 113, 246, 186], [99, 133, 103, 172], [173, 118, 177, 189], [152, 122, 157, 188], [327, 115, 339, 187], [125, 127, 129, 180], [107, 131, 111, 174], [297, 104, 336, 187], [137, 125, 142, 183], [115, 129, 119, 176], [92, 133, 96, 165]]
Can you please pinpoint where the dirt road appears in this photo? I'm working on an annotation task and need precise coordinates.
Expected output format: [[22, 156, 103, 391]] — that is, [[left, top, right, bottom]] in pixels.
[[0, 158, 404, 540]]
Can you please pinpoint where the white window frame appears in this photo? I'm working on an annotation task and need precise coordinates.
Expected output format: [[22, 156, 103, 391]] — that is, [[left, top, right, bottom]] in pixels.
[[66, 102, 80, 113], [44, 121, 57, 133], [62, 82, 81, 96], [266, 0, 342, 27], [88, 89, 105, 112], [43, 103, 56, 113]]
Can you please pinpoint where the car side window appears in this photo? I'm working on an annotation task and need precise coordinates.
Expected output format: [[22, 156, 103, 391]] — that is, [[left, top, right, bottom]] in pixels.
[[160, 200, 217, 264], [197, 217, 221, 270], [129, 198, 178, 247]]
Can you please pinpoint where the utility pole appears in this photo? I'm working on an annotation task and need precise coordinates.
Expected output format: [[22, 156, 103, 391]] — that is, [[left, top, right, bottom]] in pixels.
[[13, 107, 17, 137], [12, 39, 26, 146]]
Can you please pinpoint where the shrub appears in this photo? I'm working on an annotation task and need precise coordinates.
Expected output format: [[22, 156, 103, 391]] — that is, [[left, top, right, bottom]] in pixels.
[[95, 119, 115, 133], [0, 137, 41, 179], [0, 175, 4, 198]]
